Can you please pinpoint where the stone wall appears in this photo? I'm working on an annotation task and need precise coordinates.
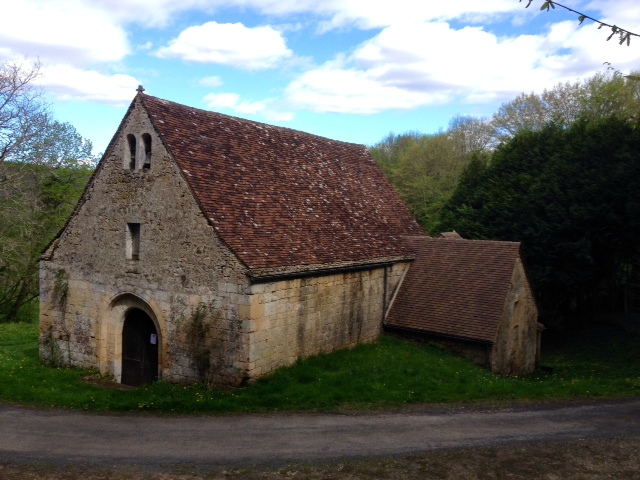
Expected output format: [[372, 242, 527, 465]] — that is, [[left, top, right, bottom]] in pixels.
[[243, 263, 410, 379], [490, 258, 540, 376]]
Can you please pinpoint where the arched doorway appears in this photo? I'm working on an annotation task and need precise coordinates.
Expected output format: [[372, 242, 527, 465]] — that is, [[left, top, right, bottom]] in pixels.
[[121, 308, 159, 386]]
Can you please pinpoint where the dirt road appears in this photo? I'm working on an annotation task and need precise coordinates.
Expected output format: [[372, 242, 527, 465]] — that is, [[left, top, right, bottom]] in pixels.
[[2, 399, 639, 472]]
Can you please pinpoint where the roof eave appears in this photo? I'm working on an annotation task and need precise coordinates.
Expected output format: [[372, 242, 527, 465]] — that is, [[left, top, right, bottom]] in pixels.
[[384, 324, 495, 346], [247, 255, 415, 283]]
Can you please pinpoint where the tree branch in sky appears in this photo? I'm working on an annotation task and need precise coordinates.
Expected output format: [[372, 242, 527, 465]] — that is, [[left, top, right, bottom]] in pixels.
[[521, 0, 640, 45]]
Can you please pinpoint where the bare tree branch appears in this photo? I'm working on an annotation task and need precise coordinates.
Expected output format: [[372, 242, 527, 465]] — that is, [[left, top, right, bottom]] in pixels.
[[0, 60, 51, 163], [521, 0, 640, 45]]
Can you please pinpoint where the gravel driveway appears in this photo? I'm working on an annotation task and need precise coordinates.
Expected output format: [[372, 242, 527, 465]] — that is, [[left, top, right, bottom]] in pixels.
[[2, 399, 639, 471]]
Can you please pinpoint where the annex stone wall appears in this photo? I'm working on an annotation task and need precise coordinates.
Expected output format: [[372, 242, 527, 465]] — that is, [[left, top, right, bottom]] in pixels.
[[243, 263, 410, 378], [491, 258, 540, 376]]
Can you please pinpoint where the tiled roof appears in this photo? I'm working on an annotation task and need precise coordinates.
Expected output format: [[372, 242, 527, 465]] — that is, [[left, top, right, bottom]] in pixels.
[[139, 94, 424, 272], [386, 237, 522, 344]]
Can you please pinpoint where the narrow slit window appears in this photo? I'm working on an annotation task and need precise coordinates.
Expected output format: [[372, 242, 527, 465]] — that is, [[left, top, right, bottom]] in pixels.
[[142, 133, 152, 169], [127, 134, 136, 170], [126, 223, 141, 260]]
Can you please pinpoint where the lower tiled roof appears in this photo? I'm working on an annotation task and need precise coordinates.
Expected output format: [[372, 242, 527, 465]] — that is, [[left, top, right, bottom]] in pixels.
[[386, 236, 522, 344], [141, 94, 424, 271]]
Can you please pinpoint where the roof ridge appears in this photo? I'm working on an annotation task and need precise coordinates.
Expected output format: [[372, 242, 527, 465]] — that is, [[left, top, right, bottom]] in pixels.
[[424, 236, 522, 247], [139, 93, 369, 148]]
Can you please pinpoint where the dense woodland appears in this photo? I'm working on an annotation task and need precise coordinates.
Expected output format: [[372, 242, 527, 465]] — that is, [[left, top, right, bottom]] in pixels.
[[1, 59, 639, 330], [373, 71, 640, 328]]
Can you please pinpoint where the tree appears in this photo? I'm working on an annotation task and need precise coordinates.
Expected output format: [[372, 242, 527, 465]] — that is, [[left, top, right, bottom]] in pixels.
[[369, 131, 423, 177], [0, 60, 50, 164], [491, 71, 640, 144], [370, 117, 494, 234], [439, 116, 640, 327], [447, 114, 494, 155], [0, 125, 94, 322], [0, 60, 96, 322], [391, 133, 458, 232]]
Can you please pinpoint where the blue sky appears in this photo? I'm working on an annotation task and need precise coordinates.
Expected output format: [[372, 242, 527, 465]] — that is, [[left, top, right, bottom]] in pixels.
[[3, 0, 640, 155]]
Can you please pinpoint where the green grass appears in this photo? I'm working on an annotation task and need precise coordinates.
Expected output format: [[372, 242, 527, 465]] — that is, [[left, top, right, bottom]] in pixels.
[[1, 321, 640, 414]]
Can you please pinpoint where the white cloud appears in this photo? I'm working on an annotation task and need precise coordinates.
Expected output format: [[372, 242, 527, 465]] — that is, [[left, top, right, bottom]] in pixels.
[[81, 0, 640, 42], [38, 65, 140, 106], [314, 0, 521, 32], [265, 110, 295, 122], [137, 42, 154, 51], [156, 22, 293, 70], [537, 19, 640, 73], [283, 14, 640, 114], [586, 0, 640, 21], [63, 0, 521, 33], [0, 0, 130, 65], [286, 67, 450, 114], [199, 76, 224, 87], [205, 92, 244, 109], [98, 0, 329, 27], [204, 92, 294, 121], [86, 0, 215, 28], [284, 22, 527, 113], [0, 1, 141, 108], [2, 0, 638, 120]]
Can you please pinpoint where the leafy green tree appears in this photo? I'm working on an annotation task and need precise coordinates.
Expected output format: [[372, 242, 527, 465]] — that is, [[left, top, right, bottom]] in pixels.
[[0, 144, 93, 322], [390, 134, 457, 231], [370, 117, 493, 234], [440, 116, 640, 327], [491, 71, 640, 144], [0, 60, 95, 322], [369, 131, 423, 177]]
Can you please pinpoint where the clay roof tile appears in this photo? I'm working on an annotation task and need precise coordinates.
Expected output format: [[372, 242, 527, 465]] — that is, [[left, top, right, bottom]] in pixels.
[[140, 94, 424, 271], [386, 237, 522, 344]]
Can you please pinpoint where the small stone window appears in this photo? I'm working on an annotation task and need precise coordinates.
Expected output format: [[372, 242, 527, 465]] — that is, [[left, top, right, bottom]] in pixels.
[[126, 223, 141, 260], [127, 134, 136, 170], [142, 133, 152, 169]]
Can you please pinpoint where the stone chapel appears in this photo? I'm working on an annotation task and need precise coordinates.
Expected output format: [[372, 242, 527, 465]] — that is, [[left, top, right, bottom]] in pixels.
[[39, 89, 541, 386]]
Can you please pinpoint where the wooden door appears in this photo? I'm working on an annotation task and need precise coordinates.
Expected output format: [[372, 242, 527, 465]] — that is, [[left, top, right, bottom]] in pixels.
[[121, 309, 158, 386]]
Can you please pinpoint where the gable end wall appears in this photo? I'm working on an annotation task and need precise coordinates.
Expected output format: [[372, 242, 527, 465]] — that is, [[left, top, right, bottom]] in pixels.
[[39, 100, 250, 385], [490, 258, 540, 375]]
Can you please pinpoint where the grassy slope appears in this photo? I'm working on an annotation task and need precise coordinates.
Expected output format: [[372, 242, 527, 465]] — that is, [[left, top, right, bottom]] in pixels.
[[1, 321, 639, 414]]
